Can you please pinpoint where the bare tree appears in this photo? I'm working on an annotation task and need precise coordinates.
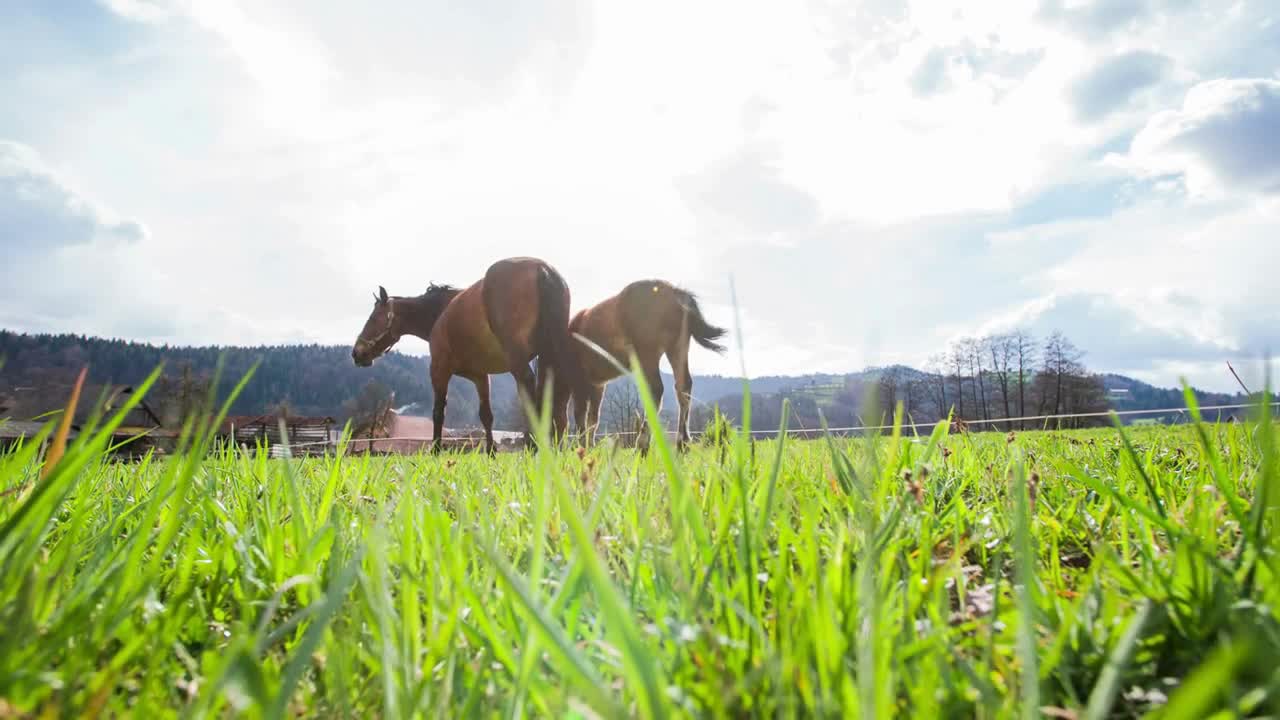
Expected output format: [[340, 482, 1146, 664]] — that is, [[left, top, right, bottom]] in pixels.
[[600, 380, 644, 439], [1010, 329, 1038, 428], [961, 337, 990, 422], [346, 380, 396, 445], [153, 361, 212, 426], [947, 344, 967, 420], [1061, 370, 1109, 427], [1040, 331, 1086, 416], [1028, 332, 1107, 427], [877, 368, 900, 425], [925, 353, 950, 418], [903, 376, 930, 422], [987, 333, 1015, 429]]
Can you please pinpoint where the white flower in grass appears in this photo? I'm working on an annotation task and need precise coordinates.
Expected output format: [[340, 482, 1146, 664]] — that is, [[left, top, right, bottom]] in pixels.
[[717, 634, 747, 650], [666, 686, 687, 704], [143, 592, 165, 620]]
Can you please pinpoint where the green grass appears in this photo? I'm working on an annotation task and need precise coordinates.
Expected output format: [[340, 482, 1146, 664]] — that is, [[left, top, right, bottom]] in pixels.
[[3, 375, 1280, 718]]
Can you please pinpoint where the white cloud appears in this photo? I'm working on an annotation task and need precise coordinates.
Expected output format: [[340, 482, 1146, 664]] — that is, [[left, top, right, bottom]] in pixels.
[[0, 140, 175, 337], [1068, 50, 1173, 121], [1117, 78, 1280, 196], [974, 290, 1235, 369], [964, 195, 1280, 390], [0, 141, 147, 252], [97, 0, 173, 23], [1036, 0, 1154, 41]]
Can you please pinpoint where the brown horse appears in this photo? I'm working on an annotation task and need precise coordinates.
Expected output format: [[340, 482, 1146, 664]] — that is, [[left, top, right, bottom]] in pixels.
[[351, 256, 584, 453], [563, 279, 727, 450]]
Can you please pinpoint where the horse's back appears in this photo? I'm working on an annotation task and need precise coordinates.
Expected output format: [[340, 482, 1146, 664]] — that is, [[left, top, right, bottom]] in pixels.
[[571, 295, 631, 384], [434, 256, 573, 376], [618, 279, 686, 349], [431, 280, 503, 374], [480, 258, 557, 345]]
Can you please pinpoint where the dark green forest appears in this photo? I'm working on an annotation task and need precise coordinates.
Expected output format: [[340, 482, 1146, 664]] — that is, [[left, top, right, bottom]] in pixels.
[[1, 331, 440, 421]]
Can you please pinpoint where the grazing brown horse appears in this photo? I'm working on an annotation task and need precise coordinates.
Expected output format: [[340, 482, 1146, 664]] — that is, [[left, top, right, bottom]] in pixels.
[[351, 257, 584, 454], [563, 279, 727, 450]]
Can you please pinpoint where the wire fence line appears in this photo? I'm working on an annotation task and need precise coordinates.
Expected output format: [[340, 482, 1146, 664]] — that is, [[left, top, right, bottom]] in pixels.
[[544, 400, 1279, 440], [270, 400, 1278, 451]]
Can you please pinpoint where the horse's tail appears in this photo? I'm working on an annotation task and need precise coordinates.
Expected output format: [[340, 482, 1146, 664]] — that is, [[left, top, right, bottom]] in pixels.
[[676, 289, 728, 354], [534, 264, 586, 402]]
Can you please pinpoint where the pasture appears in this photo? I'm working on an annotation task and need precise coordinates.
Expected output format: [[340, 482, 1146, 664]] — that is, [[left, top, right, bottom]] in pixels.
[[1, 373, 1279, 719]]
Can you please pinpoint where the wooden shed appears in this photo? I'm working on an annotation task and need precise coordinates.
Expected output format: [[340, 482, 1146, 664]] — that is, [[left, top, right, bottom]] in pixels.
[[0, 383, 176, 458], [222, 414, 337, 457]]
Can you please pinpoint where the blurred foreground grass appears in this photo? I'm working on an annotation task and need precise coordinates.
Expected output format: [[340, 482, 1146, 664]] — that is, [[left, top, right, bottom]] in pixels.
[[1, 369, 1279, 719]]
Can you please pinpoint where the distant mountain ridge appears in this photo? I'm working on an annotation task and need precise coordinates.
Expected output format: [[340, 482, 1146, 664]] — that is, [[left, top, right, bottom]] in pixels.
[[0, 330, 1249, 431]]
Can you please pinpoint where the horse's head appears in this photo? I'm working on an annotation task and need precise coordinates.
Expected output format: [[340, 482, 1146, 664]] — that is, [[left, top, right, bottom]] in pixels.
[[352, 286, 399, 367]]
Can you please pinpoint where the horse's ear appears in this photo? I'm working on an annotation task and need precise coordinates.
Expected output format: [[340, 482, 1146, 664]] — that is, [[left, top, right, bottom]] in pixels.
[[379, 286, 389, 304]]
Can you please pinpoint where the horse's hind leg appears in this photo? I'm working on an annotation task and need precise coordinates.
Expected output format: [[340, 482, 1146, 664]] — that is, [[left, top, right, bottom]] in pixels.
[[535, 358, 569, 444], [471, 375, 496, 455], [578, 383, 604, 447], [666, 339, 694, 451], [636, 353, 665, 456], [573, 387, 590, 446], [502, 347, 539, 448]]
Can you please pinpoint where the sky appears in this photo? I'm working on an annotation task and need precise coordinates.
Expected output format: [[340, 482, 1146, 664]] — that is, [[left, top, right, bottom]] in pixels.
[[1, 0, 1278, 393]]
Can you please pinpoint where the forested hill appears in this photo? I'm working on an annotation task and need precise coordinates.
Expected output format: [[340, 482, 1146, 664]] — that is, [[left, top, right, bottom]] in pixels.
[[0, 331, 435, 420], [0, 330, 1248, 431], [2, 331, 810, 423], [1099, 373, 1242, 414]]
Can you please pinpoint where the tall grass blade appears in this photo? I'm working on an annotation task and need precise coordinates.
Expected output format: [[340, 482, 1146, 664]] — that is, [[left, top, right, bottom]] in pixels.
[[40, 366, 86, 481], [1012, 457, 1040, 718], [1083, 599, 1152, 720], [1152, 639, 1252, 720]]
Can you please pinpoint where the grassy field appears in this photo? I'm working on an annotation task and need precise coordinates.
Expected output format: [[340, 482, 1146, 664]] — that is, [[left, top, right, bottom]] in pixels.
[[2, 370, 1279, 718]]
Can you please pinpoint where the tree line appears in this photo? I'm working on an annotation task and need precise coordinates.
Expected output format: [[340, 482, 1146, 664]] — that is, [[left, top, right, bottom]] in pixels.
[[919, 329, 1108, 429], [0, 331, 433, 424], [685, 330, 1217, 435], [2, 329, 1247, 437]]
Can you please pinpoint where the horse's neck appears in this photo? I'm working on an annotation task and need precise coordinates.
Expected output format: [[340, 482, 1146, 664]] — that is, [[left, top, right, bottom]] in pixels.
[[397, 293, 456, 341]]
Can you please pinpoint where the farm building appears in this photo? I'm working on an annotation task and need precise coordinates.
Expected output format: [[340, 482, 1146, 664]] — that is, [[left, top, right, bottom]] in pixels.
[[0, 419, 65, 452], [347, 412, 525, 454], [221, 414, 337, 457], [349, 413, 435, 454], [0, 383, 177, 457]]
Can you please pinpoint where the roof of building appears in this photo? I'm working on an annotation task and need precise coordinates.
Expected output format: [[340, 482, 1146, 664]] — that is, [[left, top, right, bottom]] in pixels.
[[388, 413, 434, 437], [0, 419, 63, 441], [222, 414, 336, 429], [0, 384, 164, 431]]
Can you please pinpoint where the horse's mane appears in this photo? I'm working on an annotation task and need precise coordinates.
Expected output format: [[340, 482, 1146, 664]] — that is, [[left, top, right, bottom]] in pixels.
[[421, 283, 460, 300]]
